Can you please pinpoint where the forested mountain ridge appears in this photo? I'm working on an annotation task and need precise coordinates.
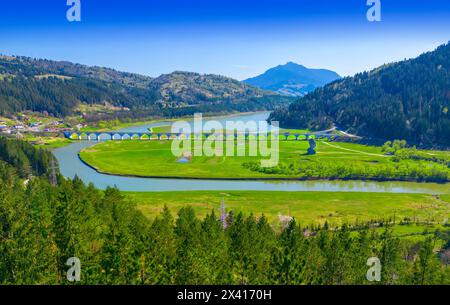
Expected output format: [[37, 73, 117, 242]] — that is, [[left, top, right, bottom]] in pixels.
[[0, 55, 154, 88], [269, 43, 450, 147], [151, 71, 270, 106], [244, 62, 341, 97], [0, 55, 289, 118]]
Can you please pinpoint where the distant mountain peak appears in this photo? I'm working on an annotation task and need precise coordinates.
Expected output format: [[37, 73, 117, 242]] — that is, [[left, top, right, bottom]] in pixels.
[[243, 62, 340, 97], [284, 61, 305, 67]]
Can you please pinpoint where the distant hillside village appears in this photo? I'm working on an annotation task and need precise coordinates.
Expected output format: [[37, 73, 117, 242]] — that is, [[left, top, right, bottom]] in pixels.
[[0, 112, 86, 136]]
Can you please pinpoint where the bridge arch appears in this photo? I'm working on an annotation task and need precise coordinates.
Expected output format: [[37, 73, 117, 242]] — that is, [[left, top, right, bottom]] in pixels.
[[111, 133, 122, 141]]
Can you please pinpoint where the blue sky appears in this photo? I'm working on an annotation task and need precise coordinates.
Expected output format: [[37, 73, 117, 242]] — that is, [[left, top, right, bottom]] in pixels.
[[0, 0, 449, 80]]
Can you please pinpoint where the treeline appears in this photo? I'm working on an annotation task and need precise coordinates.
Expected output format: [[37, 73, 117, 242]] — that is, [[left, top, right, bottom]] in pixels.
[[383, 141, 450, 168], [243, 158, 450, 183], [270, 43, 450, 147], [0, 74, 160, 117], [1, 137, 449, 285]]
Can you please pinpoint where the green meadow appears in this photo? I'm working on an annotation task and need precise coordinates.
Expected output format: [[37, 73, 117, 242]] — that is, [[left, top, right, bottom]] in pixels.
[[22, 134, 72, 149], [79, 139, 449, 181], [125, 191, 450, 230], [79, 140, 387, 178]]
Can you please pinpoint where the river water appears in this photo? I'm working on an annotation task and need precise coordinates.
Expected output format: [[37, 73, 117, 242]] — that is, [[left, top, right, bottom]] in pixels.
[[53, 112, 449, 194]]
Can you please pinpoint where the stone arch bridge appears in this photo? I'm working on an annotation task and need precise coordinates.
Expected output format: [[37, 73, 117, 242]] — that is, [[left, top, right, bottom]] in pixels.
[[63, 131, 342, 142]]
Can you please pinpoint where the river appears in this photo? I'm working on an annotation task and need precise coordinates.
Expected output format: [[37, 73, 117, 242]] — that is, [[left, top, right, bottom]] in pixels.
[[53, 112, 449, 194]]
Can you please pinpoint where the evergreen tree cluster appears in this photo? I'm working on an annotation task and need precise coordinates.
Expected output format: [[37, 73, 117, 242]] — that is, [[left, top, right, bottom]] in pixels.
[[0, 137, 54, 178]]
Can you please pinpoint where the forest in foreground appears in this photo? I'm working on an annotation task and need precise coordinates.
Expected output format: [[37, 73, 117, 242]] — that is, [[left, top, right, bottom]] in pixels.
[[0, 137, 449, 284]]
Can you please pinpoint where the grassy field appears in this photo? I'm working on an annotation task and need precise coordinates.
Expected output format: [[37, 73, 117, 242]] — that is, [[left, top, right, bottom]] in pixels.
[[126, 191, 450, 228], [79, 119, 163, 133], [150, 125, 173, 133], [79, 139, 449, 180], [22, 134, 72, 149], [79, 140, 395, 178]]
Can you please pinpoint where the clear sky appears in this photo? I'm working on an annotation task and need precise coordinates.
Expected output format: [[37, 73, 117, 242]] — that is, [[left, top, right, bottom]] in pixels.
[[0, 0, 449, 80]]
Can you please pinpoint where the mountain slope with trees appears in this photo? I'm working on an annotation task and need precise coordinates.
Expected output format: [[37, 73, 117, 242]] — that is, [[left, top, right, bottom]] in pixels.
[[270, 43, 450, 147], [0, 56, 289, 118]]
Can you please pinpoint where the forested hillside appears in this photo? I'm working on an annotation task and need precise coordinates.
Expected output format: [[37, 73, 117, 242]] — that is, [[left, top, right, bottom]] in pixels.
[[0, 137, 449, 284], [0, 56, 289, 118], [270, 43, 450, 147], [0, 137, 55, 178]]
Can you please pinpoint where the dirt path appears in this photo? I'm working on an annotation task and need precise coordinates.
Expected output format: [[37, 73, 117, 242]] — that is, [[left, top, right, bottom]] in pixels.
[[321, 141, 389, 157]]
